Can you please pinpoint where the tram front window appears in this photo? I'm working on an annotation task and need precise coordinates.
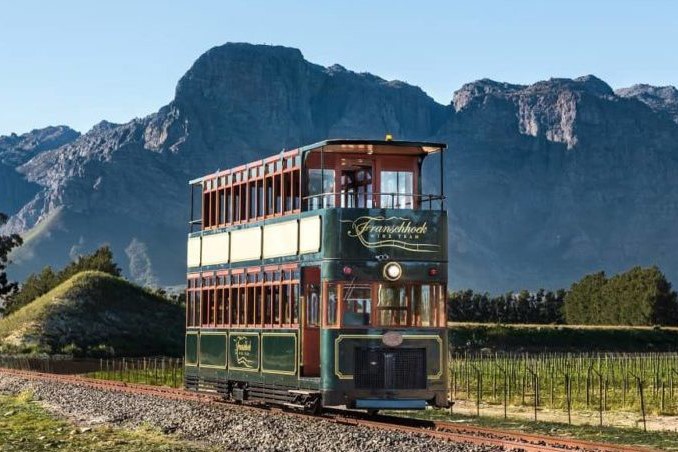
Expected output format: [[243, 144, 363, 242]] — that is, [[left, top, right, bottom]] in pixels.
[[377, 285, 407, 326], [342, 284, 372, 326], [307, 169, 336, 209], [339, 282, 446, 327], [380, 170, 413, 208]]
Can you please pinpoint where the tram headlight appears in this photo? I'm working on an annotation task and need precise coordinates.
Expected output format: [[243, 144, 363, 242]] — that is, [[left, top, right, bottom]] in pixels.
[[383, 262, 402, 281]]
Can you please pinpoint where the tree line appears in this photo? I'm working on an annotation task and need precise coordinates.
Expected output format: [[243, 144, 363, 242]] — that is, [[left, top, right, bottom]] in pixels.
[[448, 289, 566, 324], [449, 266, 678, 326]]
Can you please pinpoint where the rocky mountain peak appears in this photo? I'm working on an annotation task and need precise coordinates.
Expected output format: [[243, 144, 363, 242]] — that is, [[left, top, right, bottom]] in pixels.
[[616, 84, 678, 123], [0, 125, 80, 166], [452, 78, 525, 111]]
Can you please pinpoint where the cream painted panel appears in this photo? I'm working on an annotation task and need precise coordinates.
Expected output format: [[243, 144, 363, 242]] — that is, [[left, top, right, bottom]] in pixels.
[[201, 232, 230, 266], [187, 236, 201, 267], [263, 220, 298, 258], [230, 227, 262, 262], [299, 216, 321, 254]]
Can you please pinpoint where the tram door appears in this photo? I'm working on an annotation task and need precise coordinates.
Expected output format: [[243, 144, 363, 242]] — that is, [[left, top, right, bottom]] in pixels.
[[301, 267, 321, 377], [340, 162, 373, 208]]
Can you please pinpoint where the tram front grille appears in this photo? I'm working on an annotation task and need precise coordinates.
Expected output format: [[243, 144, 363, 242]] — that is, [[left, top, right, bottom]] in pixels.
[[354, 348, 426, 390]]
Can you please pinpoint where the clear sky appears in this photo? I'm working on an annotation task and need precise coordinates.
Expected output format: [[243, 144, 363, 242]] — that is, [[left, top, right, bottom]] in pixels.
[[1, 0, 676, 136]]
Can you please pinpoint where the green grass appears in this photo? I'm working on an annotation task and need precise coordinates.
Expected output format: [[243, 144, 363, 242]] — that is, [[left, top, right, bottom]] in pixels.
[[0, 271, 184, 356], [0, 391, 208, 451], [392, 408, 678, 450]]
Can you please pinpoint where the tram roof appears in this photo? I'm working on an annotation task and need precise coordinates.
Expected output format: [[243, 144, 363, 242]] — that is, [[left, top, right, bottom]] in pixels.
[[299, 139, 446, 156], [190, 139, 446, 184]]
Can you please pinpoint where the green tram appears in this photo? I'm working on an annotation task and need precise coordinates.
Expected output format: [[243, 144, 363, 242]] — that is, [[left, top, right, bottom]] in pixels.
[[185, 139, 449, 412]]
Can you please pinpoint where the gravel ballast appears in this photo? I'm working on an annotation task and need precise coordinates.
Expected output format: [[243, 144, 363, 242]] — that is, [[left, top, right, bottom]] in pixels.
[[0, 375, 502, 451]]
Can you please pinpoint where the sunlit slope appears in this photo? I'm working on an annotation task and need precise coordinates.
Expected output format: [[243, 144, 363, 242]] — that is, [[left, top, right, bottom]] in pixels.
[[0, 271, 184, 356]]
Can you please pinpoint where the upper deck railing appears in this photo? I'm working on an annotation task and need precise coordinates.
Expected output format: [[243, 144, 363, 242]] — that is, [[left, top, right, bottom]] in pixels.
[[303, 192, 445, 211]]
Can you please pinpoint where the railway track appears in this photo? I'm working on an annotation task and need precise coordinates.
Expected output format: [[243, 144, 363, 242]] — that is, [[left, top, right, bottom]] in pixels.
[[0, 367, 655, 451]]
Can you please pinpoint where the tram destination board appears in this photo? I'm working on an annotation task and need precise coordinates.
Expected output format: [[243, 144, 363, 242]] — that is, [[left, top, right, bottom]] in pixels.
[[324, 208, 447, 262]]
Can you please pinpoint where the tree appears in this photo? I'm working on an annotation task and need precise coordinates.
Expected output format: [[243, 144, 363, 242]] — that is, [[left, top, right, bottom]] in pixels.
[[0, 213, 23, 315], [563, 271, 606, 324], [563, 267, 678, 326]]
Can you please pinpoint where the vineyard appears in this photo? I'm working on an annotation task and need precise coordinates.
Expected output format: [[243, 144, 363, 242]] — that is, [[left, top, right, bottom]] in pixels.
[[450, 352, 678, 429]]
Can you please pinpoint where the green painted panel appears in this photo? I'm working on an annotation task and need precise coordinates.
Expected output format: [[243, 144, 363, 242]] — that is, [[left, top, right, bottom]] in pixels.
[[185, 334, 198, 365], [199, 334, 227, 367], [323, 209, 448, 262], [228, 332, 260, 371], [261, 333, 297, 375]]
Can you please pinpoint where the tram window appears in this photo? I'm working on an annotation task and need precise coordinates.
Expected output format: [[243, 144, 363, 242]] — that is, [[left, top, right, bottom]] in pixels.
[[246, 287, 255, 325], [291, 284, 299, 324], [307, 285, 320, 327], [238, 287, 246, 325], [239, 184, 247, 221], [225, 188, 232, 224], [210, 191, 217, 226], [342, 284, 371, 326], [307, 169, 336, 210], [273, 285, 281, 325], [250, 184, 257, 219], [283, 171, 293, 212], [377, 285, 407, 326], [380, 171, 413, 209], [266, 177, 274, 215], [230, 289, 237, 326], [326, 284, 338, 326], [221, 288, 229, 325], [281, 283, 290, 324], [412, 285, 433, 327], [219, 190, 226, 225], [257, 182, 264, 217]]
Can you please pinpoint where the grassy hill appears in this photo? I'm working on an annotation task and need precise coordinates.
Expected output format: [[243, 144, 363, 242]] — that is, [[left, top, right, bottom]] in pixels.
[[0, 271, 184, 356], [448, 322, 678, 353]]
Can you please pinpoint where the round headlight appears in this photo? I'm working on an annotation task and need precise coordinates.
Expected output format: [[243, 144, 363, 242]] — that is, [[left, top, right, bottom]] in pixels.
[[383, 262, 402, 281]]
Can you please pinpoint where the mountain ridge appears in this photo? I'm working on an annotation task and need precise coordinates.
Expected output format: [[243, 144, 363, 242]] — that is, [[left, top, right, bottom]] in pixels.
[[3, 43, 678, 292]]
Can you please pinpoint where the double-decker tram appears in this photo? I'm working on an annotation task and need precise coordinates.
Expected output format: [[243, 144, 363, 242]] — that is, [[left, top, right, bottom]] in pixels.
[[185, 138, 448, 413]]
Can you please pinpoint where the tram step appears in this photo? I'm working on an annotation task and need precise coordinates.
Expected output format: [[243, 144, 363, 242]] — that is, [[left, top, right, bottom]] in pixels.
[[287, 390, 319, 395]]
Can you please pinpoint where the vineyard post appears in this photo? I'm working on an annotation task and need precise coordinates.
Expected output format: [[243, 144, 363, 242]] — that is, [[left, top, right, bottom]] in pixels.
[[630, 372, 647, 432], [591, 367, 603, 427], [471, 364, 482, 417], [527, 367, 538, 422], [496, 363, 507, 419], [559, 370, 572, 425]]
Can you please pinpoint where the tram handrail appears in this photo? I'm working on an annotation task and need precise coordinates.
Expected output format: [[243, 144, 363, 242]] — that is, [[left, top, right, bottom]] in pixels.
[[302, 192, 445, 210]]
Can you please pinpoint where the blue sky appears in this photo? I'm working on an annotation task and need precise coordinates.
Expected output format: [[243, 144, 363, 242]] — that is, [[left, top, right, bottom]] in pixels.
[[1, 0, 676, 135]]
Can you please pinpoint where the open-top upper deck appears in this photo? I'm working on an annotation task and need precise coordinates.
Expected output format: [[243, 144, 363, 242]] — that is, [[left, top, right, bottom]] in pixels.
[[190, 139, 446, 232]]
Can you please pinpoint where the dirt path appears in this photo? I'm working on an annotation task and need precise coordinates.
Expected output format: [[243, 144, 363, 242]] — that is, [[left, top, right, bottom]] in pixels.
[[451, 399, 678, 432]]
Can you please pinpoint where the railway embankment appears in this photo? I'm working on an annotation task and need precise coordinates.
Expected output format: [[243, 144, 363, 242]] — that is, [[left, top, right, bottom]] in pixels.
[[0, 373, 497, 452]]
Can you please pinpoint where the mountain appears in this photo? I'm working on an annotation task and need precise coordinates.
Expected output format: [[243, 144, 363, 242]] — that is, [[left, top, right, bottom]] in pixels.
[[0, 126, 79, 216], [2, 43, 678, 293], [616, 84, 678, 124], [0, 271, 184, 356]]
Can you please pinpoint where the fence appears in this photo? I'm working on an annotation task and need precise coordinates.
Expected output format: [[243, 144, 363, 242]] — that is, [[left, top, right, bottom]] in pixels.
[[0, 355, 184, 388]]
